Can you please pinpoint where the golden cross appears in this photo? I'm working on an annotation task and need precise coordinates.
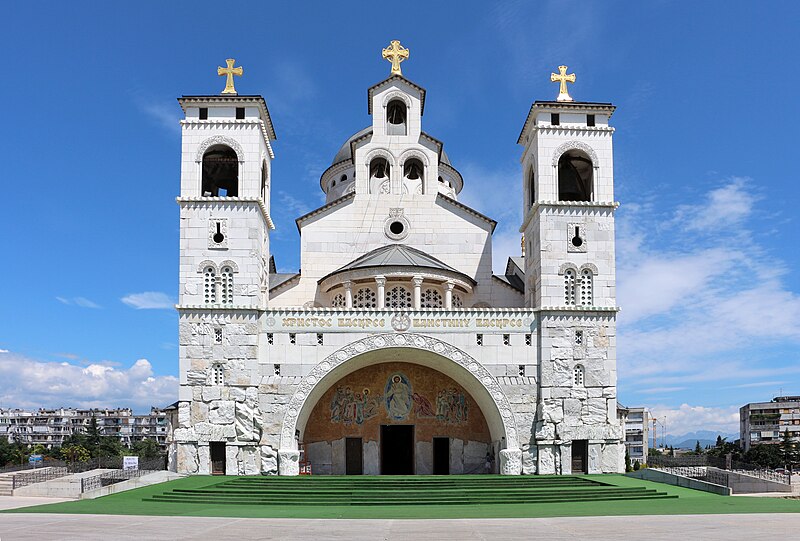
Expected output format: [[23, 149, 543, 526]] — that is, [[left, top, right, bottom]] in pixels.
[[217, 58, 243, 95], [550, 65, 576, 102], [382, 40, 409, 76]]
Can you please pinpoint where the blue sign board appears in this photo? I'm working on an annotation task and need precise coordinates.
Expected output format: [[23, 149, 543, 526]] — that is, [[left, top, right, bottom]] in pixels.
[[28, 454, 43, 464]]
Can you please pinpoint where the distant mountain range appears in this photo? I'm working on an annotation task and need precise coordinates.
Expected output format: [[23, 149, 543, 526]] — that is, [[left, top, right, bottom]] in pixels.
[[658, 431, 739, 449]]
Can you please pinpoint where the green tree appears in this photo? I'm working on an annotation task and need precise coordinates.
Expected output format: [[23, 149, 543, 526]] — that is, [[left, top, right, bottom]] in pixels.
[[779, 430, 798, 467], [0, 436, 15, 467], [694, 440, 703, 455], [131, 438, 161, 460], [624, 448, 632, 472], [744, 443, 783, 469], [95, 436, 125, 458], [61, 444, 91, 463], [633, 460, 640, 471]]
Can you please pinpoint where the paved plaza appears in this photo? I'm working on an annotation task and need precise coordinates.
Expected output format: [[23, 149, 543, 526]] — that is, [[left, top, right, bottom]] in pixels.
[[2, 513, 800, 540]]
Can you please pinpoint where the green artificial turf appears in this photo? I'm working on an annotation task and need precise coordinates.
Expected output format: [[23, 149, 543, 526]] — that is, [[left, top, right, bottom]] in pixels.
[[6, 474, 800, 519]]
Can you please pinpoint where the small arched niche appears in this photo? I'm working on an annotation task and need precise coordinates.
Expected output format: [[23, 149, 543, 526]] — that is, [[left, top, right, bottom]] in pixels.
[[404, 158, 424, 181], [202, 145, 239, 197], [369, 157, 391, 193], [527, 165, 536, 208], [557, 150, 593, 202], [386, 99, 407, 136]]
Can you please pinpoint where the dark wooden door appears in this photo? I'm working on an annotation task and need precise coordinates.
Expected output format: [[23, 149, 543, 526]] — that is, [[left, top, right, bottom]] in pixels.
[[210, 442, 226, 475], [433, 437, 450, 475], [381, 425, 414, 475], [345, 437, 363, 475], [572, 439, 588, 474]]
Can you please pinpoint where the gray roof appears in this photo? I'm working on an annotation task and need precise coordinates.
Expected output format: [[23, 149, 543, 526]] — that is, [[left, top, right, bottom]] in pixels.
[[493, 274, 524, 294], [331, 126, 451, 166], [269, 272, 300, 291], [321, 244, 473, 284]]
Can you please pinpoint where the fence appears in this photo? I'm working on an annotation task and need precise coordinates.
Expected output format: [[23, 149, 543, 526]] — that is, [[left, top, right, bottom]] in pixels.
[[648, 455, 790, 485], [80, 457, 167, 493], [11, 456, 165, 490]]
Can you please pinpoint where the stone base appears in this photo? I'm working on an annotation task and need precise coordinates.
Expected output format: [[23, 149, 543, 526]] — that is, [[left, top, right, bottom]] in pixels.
[[278, 449, 300, 475], [499, 448, 522, 475]]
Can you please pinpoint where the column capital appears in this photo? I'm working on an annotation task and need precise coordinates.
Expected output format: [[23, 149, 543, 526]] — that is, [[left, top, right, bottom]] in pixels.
[[374, 275, 386, 287], [412, 275, 424, 287], [343, 280, 353, 290], [444, 281, 455, 291]]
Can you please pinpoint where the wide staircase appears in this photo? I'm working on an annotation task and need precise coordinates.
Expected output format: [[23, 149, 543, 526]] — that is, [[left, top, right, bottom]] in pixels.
[[144, 475, 676, 506]]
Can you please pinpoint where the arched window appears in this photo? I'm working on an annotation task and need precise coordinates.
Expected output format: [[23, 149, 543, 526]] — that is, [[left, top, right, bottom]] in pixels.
[[404, 158, 424, 182], [220, 266, 234, 304], [369, 158, 390, 183], [385, 286, 411, 308], [340, 174, 347, 183], [331, 293, 345, 308], [211, 363, 224, 386], [580, 269, 593, 306], [527, 166, 536, 208], [557, 150, 593, 201], [353, 287, 376, 308], [422, 288, 443, 308], [203, 266, 217, 304], [202, 145, 239, 197], [452, 294, 463, 308], [564, 269, 576, 305], [386, 100, 407, 135], [573, 365, 584, 387], [260, 160, 269, 201]]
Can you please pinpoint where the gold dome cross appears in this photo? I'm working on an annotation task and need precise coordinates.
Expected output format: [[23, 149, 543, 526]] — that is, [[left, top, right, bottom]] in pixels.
[[382, 40, 409, 76], [218, 58, 243, 95], [550, 65, 576, 102]]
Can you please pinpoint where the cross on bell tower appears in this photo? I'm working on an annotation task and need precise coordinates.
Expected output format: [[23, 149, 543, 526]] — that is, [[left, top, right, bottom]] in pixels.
[[550, 65, 576, 102], [382, 40, 409, 76], [218, 58, 243, 95]]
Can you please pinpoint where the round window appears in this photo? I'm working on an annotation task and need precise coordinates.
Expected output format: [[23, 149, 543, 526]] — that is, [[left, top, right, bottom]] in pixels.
[[389, 221, 404, 235], [384, 215, 410, 241]]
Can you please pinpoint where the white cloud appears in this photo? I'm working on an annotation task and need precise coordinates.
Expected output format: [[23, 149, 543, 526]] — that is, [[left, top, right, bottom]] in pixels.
[[138, 101, 180, 134], [0, 349, 8, 354], [674, 177, 755, 231], [121, 291, 175, 310], [0, 352, 177, 411], [56, 296, 101, 309], [649, 403, 740, 436]]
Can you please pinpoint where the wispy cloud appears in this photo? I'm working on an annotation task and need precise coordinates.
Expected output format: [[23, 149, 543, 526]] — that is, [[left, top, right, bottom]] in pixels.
[[56, 296, 101, 309], [0, 352, 177, 411], [137, 100, 180, 135], [0, 349, 8, 354], [649, 403, 741, 435], [121, 291, 175, 310]]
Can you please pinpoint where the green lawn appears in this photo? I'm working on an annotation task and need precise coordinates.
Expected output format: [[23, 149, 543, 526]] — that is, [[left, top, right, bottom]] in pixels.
[[6, 474, 800, 519]]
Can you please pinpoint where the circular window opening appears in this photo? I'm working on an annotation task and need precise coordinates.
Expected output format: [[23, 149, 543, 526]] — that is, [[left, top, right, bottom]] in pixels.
[[571, 236, 583, 247], [213, 232, 225, 243], [389, 221, 405, 235]]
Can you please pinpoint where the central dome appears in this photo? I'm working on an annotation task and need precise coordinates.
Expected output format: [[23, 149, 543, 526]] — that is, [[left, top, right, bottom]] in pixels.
[[331, 126, 451, 166]]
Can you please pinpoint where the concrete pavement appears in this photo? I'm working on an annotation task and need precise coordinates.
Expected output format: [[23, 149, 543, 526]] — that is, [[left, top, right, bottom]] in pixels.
[[2, 513, 800, 540]]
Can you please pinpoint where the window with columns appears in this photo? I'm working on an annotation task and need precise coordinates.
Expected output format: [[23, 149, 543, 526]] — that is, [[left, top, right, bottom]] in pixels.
[[353, 287, 377, 308], [331, 293, 345, 308], [422, 288, 443, 308], [564, 268, 577, 305], [220, 265, 234, 304], [385, 286, 411, 308], [203, 266, 217, 304], [580, 269, 593, 306]]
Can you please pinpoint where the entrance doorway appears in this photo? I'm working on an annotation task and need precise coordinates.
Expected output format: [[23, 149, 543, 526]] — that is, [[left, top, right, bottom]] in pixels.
[[381, 425, 414, 475], [572, 439, 588, 474], [433, 437, 450, 475], [345, 437, 363, 475], [210, 442, 226, 475]]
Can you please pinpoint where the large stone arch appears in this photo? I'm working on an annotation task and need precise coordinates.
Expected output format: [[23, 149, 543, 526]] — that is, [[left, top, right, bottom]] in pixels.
[[278, 333, 522, 475]]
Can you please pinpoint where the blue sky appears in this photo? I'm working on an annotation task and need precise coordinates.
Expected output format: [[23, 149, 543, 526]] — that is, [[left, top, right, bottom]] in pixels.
[[1, 1, 799, 436]]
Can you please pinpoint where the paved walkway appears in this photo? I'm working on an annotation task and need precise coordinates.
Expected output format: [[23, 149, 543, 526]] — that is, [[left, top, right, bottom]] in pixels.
[[1, 514, 800, 540]]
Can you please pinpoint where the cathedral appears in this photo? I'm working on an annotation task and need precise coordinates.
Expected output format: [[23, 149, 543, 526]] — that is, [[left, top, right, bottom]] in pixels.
[[170, 42, 623, 477]]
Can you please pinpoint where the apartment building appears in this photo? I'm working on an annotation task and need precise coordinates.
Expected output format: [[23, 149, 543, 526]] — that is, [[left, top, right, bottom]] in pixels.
[[618, 404, 649, 465], [740, 396, 800, 452]]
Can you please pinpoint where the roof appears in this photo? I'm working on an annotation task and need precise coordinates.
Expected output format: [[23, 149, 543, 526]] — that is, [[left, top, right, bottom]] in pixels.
[[367, 75, 427, 115], [493, 274, 524, 294], [517, 100, 616, 145], [269, 273, 300, 291], [330, 127, 452, 167], [320, 244, 475, 285], [435, 194, 497, 233], [178, 95, 277, 140]]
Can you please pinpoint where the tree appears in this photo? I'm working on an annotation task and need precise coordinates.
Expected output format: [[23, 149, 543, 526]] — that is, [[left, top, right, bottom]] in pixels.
[[624, 448, 632, 473], [744, 443, 783, 469], [131, 438, 162, 460], [633, 460, 641, 471], [61, 444, 91, 464], [669, 445, 675, 457], [694, 440, 703, 455], [779, 430, 798, 467]]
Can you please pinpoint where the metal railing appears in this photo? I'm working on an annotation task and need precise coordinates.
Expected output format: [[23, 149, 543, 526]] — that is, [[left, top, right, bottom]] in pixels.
[[80, 457, 167, 493], [648, 455, 791, 485]]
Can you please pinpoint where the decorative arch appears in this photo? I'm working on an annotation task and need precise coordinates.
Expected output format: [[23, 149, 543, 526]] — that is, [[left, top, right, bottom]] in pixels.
[[381, 90, 412, 109], [278, 333, 520, 453], [398, 148, 430, 167], [363, 148, 396, 167], [551, 140, 599, 168], [218, 259, 239, 273], [558, 262, 579, 275], [197, 260, 218, 273], [195, 135, 245, 163], [579, 262, 599, 274]]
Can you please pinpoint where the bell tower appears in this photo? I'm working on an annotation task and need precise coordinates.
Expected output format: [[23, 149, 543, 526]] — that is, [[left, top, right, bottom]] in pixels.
[[173, 59, 277, 475], [517, 67, 623, 474]]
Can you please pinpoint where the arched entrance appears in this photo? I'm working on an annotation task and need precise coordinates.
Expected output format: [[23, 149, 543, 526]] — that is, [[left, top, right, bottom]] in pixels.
[[277, 333, 522, 475]]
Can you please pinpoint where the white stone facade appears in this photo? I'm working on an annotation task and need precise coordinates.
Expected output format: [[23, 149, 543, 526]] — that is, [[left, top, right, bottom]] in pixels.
[[171, 72, 623, 476]]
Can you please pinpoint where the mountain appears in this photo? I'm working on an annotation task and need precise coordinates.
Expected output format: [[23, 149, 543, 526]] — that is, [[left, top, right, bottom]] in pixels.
[[661, 431, 739, 449]]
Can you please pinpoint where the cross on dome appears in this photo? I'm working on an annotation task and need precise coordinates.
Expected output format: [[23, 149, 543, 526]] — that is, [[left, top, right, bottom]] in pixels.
[[217, 58, 243, 95], [550, 65, 576, 102], [382, 40, 409, 76]]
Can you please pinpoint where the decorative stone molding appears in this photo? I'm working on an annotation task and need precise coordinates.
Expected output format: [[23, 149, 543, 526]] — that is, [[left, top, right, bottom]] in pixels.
[[579, 262, 599, 274], [499, 448, 523, 475], [381, 89, 413, 109], [278, 449, 300, 475], [197, 260, 218, 273], [364, 147, 396, 166], [551, 141, 599, 168], [278, 333, 520, 456], [195, 135, 245, 163], [219, 260, 239, 273], [558, 262, 579, 275], [398, 148, 431, 167]]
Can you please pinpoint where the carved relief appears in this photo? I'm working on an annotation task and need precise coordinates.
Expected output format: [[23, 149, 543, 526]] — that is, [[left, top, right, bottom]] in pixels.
[[195, 135, 245, 163]]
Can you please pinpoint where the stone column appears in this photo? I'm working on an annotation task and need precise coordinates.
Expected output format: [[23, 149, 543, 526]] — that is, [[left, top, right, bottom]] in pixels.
[[412, 276, 423, 309], [444, 281, 454, 309], [375, 276, 386, 309], [500, 448, 523, 475], [344, 280, 353, 308]]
